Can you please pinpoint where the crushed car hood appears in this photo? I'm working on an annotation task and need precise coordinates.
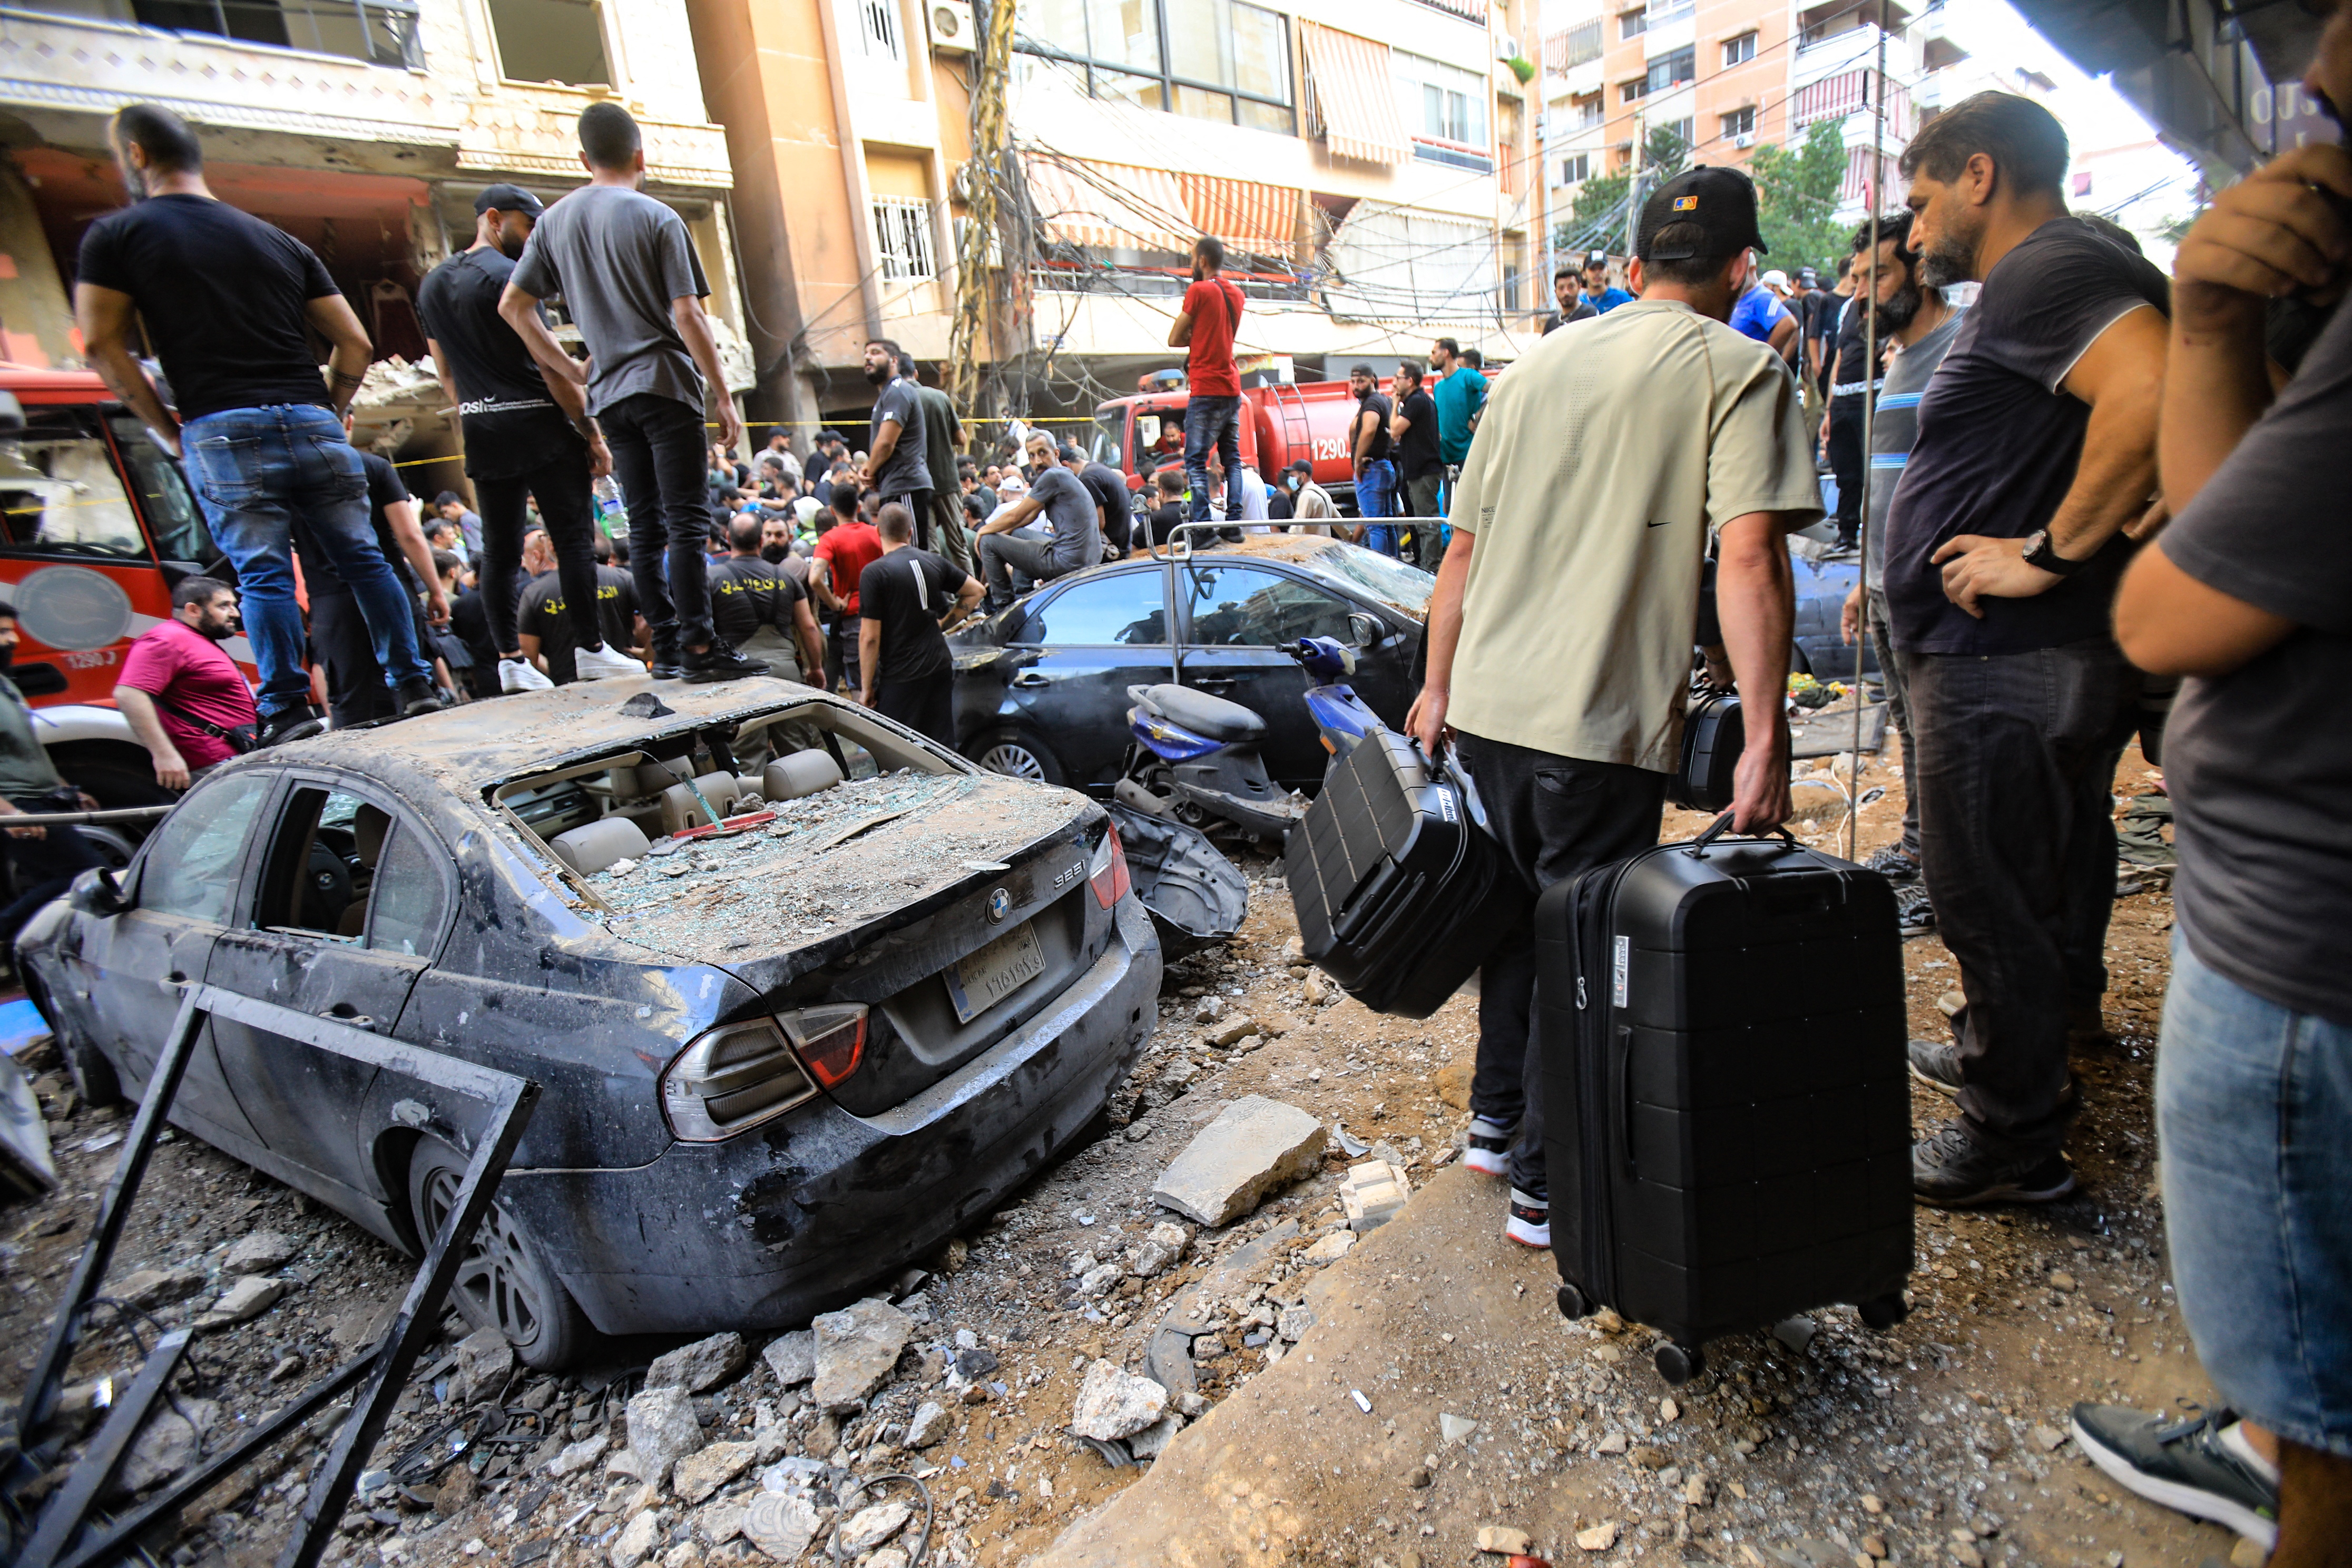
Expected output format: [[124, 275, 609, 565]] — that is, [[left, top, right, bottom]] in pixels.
[[578, 770, 1090, 979]]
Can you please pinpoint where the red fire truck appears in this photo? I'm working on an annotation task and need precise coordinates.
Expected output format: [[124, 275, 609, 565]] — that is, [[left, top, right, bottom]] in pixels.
[[0, 365, 252, 859], [1088, 377, 1394, 507]]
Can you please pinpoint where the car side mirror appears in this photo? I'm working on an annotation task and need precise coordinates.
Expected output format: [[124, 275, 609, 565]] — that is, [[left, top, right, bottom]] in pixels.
[[1346, 612, 1383, 649], [70, 866, 129, 916]]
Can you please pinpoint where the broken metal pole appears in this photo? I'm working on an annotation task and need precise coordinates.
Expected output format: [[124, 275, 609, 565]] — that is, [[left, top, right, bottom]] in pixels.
[[18, 1328, 193, 1568], [14, 991, 205, 1447]]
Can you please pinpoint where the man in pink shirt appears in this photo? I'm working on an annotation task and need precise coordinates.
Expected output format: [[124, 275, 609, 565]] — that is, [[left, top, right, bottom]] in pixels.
[[115, 577, 262, 789]]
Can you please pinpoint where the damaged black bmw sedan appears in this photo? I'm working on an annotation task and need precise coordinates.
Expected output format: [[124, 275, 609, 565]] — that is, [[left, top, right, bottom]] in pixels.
[[16, 680, 1161, 1367]]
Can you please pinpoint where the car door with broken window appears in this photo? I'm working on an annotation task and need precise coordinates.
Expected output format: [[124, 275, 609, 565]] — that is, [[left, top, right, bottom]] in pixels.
[[205, 773, 455, 1224]]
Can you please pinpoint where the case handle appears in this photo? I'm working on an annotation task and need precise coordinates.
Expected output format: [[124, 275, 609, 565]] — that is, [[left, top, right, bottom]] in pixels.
[[1686, 810, 1800, 857]]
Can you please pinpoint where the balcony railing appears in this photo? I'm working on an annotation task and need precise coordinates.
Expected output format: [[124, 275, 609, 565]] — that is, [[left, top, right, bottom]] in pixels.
[[19, 0, 424, 67]]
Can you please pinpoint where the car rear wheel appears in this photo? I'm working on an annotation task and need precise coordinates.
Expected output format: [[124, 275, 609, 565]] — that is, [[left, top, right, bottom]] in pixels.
[[407, 1140, 591, 1370], [966, 730, 1065, 786]]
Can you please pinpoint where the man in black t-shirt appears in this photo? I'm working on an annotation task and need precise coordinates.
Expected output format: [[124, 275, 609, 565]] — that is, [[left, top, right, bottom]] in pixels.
[[710, 514, 824, 681], [1073, 453, 1135, 559], [1541, 266, 1597, 335], [1887, 92, 2170, 1209], [1347, 364, 1397, 553], [422, 183, 639, 696], [300, 440, 448, 729], [518, 539, 645, 684], [1141, 469, 1186, 551], [1389, 361, 1443, 564], [858, 502, 982, 744], [74, 103, 437, 743], [1821, 239, 1884, 552]]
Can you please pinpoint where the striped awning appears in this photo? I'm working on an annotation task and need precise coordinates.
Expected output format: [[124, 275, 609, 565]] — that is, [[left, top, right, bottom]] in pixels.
[[1300, 22, 1410, 166], [1176, 173, 1301, 258], [1023, 156, 1195, 254]]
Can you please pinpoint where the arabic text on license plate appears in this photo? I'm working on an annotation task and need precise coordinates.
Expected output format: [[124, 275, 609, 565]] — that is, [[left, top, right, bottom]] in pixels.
[[946, 923, 1044, 1022]]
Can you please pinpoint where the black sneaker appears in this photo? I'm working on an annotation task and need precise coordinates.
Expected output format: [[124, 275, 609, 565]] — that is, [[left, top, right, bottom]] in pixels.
[[396, 677, 446, 718], [254, 706, 325, 749], [1896, 884, 1937, 938], [2071, 1405, 2279, 1548], [1908, 1037, 1963, 1097], [1912, 1122, 2075, 1207], [681, 640, 763, 683], [1863, 844, 1921, 884]]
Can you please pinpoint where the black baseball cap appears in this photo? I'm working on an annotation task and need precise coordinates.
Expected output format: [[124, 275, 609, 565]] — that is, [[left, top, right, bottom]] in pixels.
[[1638, 165, 1768, 261], [474, 183, 544, 218]]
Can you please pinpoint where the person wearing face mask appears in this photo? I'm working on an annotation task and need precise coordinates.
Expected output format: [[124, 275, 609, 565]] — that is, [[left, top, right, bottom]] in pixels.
[[1276, 459, 1338, 531], [422, 182, 637, 695], [114, 577, 261, 791]]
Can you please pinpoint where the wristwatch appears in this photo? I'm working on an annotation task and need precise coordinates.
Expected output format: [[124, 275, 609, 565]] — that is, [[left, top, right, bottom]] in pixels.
[[2021, 528, 2088, 577]]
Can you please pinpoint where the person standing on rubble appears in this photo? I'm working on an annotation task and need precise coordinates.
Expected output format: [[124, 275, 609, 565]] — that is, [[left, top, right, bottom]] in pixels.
[[858, 502, 983, 744], [1408, 167, 1812, 1250]]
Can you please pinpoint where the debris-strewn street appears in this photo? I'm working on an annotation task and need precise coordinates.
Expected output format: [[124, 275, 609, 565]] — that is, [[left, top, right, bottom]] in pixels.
[[1, 741, 2232, 1568]]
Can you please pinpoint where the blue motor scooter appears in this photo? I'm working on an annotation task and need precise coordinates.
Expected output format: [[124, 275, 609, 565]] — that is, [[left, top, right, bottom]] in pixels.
[[1289, 635, 1386, 763], [1115, 684, 1300, 844]]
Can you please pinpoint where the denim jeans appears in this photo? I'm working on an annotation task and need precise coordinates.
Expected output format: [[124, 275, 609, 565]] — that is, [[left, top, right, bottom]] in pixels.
[[1182, 395, 1242, 525], [181, 404, 430, 715], [1454, 730, 1669, 1202], [1907, 638, 2139, 1157], [603, 393, 715, 650], [474, 441, 602, 659], [1356, 458, 1397, 521], [2159, 932, 2352, 1457]]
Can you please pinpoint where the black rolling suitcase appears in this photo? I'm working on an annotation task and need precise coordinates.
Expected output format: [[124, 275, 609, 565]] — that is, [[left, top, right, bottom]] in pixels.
[[1537, 814, 1913, 1384], [1286, 729, 1529, 1019]]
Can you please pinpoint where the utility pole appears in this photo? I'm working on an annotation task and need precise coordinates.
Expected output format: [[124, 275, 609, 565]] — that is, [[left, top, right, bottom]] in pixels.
[[948, 0, 1015, 434]]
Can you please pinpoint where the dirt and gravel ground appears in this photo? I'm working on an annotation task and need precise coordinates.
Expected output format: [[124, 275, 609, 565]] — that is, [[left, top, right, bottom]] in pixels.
[[0, 739, 2227, 1568]]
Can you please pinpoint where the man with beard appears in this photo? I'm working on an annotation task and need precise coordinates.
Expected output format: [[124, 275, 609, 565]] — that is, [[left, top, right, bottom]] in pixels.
[[711, 513, 825, 680], [1884, 90, 2170, 1207], [74, 103, 438, 745], [423, 184, 638, 695], [115, 578, 261, 790], [1171, 236, 1246, 525], [0, 603, 102, 957], [858, 339, 934, 550], [1833, 210, 1959, 939]]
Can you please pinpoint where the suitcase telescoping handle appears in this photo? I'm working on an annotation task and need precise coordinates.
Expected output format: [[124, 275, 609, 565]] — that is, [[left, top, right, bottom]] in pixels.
[[1685, 810, 1800, 857]]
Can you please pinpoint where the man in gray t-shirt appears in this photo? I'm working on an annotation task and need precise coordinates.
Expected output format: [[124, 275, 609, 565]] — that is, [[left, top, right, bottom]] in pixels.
[[499, 101, 758, 682], [972, 448, 1102, 609]]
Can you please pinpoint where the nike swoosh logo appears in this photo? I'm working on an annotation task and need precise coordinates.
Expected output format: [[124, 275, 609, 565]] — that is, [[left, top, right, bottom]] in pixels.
[[1647, 519, 1673, 528]]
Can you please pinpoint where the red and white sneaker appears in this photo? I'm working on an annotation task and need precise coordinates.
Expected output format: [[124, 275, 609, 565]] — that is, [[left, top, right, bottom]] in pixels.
[[1505, 1189, 1550, 1248], [1464, 1117, 1513, 1177]]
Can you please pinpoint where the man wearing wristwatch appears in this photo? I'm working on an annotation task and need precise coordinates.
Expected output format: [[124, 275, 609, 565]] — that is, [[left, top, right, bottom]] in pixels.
[[1880, 91, 2170, 1209]]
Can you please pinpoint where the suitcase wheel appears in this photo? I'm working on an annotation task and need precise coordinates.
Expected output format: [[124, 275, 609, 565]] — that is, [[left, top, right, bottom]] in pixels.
[[1555, 1283, 1592, 1321], [1858, 1292, 1911, 1331], [1654, 1341, 1704, 1386]]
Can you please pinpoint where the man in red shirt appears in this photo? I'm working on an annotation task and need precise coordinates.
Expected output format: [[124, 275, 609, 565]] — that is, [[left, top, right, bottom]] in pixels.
[[115, 576, 263, 789], [810, 482, 884, 695], [1168, 236, 1244, 527]]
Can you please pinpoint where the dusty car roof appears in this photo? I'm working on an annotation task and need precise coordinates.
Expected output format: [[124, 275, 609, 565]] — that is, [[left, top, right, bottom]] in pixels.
[[264, 675, 827, 792]]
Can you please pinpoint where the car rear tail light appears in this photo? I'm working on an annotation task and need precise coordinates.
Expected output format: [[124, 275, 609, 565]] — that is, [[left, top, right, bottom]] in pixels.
[[779, 1003, 867, 1089], [660, 1020, 817, 1142], [1089, 821, 1131, 909]]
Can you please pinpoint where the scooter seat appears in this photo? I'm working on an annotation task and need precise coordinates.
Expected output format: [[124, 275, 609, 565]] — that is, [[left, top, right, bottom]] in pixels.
[[1134, 682, 1267, 743]]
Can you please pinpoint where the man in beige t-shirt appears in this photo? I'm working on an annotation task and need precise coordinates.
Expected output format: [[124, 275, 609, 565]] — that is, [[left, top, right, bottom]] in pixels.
[[1408, 166, 1820, 1250]]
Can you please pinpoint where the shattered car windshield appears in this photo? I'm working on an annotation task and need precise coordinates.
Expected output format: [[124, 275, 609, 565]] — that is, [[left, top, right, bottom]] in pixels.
[[1291, 544, 1434, 618]]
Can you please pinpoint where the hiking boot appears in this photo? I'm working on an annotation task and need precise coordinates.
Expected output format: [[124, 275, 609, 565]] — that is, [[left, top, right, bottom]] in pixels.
[[2071, 1405, 2279, 1547], [499, 656, 554, 693], [1908, 1037, 1963, 1097], [1863, 844, 1920, 884], [253, 706, 325, 749], [574, 642, 645, 681], [396, 677, 446, 718], [1896, 884, 1937, 938], [1463, 1117, 1513, 1177], [682, 640, 764, 683], [1912, 1122, 2075, 1207], [1505, 1189, 1550, 1249]]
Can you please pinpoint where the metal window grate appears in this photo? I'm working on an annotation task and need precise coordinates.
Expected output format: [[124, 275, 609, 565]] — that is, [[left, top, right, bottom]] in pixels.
[[873, 196, 936, 280], [859, 0, 901, 59]]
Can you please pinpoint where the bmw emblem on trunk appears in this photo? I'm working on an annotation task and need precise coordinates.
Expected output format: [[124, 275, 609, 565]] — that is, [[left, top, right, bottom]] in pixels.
[[987, 888, 1012, 923]]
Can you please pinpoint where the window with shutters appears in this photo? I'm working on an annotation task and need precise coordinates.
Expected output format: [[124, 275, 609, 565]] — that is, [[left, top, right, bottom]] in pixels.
[[871, 197, 937, 280]]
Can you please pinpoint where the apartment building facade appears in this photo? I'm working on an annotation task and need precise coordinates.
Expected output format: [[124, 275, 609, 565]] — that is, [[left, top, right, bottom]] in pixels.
[[691, 0, 1544, 432]]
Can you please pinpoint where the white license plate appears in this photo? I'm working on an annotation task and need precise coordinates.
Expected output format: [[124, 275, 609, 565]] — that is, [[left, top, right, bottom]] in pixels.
[[945, 922, 1044, 1023]]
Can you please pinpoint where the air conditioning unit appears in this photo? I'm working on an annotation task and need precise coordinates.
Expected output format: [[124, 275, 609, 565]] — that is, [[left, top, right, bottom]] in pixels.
[[927, 0, 976, 53], [1498, 33, 1520, 58], [1731, 132, 1755, 148]]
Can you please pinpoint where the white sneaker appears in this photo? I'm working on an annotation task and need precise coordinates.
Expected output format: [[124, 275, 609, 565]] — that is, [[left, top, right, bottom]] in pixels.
[[1505, 1189, 1551, 1249], [573, 643, 645, 681], [1463, 1116, 1513, 1177], [499, 658, 554, 693]]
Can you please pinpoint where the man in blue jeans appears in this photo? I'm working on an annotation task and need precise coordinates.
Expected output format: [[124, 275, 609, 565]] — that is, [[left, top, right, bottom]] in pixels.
[[2096, 68, 2352, 1557], [1347, 364, 1398, 554], [1170, 237, 1244, 527], [503, 102, 759, 683], [73, 103, 439, 746]]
